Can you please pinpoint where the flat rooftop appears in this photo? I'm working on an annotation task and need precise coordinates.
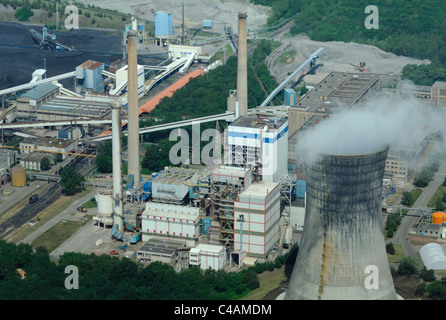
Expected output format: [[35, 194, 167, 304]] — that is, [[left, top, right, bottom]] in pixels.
[[38, 96, 112, 118], [240, 181, 279, 198], [291, 71, 380, 112], [230, 116, 287, 132], [138, 238, 186, 256]]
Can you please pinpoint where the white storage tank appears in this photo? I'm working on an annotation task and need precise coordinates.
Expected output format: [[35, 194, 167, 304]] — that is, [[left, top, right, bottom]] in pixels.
[[95, 192, 113, 216]]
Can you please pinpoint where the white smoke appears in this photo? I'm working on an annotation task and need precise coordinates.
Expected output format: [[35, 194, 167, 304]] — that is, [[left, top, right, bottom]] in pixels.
[[297, 83, 446, 162]]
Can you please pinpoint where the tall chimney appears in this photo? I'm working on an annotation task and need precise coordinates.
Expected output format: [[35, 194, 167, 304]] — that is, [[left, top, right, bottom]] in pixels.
[[111, 101, 124, 231], [237, 12, 248, 116], [127, 30, 141, 190]]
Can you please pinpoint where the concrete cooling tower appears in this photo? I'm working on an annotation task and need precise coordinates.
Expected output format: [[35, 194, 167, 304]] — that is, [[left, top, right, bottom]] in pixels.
[[285, 147, 397, 300]]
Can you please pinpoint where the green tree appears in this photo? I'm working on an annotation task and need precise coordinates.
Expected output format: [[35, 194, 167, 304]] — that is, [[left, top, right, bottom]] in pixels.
[[14, 7, 34, 21], [398, 256, 419, 276], [414, 169, 434, 187], [401, 192, 413, 206], [415, 282, 426, 296], [95, 141, 113, 173], [40, 157, 51, 171], [386, 243, 395, 255], [419, 267, 436, 282], [60, 166, 85, 195]]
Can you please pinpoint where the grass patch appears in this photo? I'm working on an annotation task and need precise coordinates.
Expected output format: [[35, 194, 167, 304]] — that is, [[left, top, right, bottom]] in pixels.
[[427, 185, 446, 208], [31, 220, 86, 252], [210, 44, 233, 63], [82, 198, 97, 209], [387, 243, 405, 263], [240, 266, 287, 300], [10, 186, 93, 243]]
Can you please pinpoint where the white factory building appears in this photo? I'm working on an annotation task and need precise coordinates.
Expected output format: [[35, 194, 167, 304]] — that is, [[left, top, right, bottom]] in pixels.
[[226, 116, 288, 182], [112, 63, 145, 98], [189, 244, 226, 271], [233, 181, 281, 258], [141, 202, 200, 243]]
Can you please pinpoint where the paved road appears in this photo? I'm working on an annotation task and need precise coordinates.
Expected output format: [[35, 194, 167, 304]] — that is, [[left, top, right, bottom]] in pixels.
[[390, 159, 446, 256], [20, 188, 98, 246], [0, 183, 62, 240]]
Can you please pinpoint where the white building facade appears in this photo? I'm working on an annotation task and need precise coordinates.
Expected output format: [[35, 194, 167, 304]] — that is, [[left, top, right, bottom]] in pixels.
[[141, 202, 200, 242], [233, 181, 281, 258]]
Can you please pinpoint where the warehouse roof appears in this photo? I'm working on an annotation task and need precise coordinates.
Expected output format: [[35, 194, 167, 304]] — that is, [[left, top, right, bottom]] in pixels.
[[138, 238, 186, 256], [19, 83, 59, 100], [419, 243, 446, 270]]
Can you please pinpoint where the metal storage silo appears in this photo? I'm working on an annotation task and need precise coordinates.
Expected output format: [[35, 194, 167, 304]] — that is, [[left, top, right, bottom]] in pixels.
[[11, 166, 26, 187], [154, 10, 173, 38], [285, 147, 397, 300]]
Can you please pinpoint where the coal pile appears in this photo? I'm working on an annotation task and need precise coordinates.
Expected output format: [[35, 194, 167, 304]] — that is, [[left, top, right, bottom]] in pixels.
[[0, 22, 161, 90]]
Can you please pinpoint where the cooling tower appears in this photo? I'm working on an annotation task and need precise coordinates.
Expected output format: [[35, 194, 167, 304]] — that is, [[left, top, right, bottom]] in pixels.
[[236, 12, 248, 116], [285, 147, 397, 300]]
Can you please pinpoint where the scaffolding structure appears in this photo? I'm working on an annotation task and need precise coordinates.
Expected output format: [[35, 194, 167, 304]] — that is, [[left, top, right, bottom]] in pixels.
[[209, 166, 251, 250]]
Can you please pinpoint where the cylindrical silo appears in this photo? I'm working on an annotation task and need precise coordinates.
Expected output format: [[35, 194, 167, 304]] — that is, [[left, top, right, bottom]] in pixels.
[[154, 11, 173, 39], [285, 147, 397, 300], [95, 192, 113, 216], [11, 166, 26, 187]]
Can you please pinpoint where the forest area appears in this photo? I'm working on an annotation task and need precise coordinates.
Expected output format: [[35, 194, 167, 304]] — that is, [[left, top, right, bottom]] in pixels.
[[0, 240, 298, 300], [251, 0, 446, 86]]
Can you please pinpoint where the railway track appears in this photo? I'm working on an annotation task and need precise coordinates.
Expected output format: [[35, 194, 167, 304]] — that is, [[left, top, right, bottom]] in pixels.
[[0, 148, 96, 240], [0, 183, 62, 240]]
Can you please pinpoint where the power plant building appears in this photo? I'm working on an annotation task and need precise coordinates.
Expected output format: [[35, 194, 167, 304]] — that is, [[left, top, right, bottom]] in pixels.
[[233, 181, 281, 258], [141, 202, 200, 243], [115, 63, 145, 99], [76, 60, 105, 93], [189, 244, 226, 270], [226, 116, 288, 182]]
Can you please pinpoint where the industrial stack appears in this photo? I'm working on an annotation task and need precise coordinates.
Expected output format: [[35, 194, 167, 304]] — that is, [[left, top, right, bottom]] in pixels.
[[285, 147, 397, 300], [236, 12, 248, 117], [127, 30, 141, 191]]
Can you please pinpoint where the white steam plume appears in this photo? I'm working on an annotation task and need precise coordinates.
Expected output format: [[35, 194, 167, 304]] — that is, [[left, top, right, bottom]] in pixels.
[[297, 85, 446, 162]]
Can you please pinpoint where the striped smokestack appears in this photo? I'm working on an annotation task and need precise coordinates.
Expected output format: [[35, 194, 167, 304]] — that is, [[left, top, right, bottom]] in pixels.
[[237, 12, 248, 117], [127, 30, 141, 190]]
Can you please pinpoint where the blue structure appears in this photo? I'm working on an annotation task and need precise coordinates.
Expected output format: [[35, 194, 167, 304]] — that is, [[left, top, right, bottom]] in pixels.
[[203, 20, 213, 29], [284, 88, 297, 106], [154, 11, 174, 38], [295, 180, 306, 202]]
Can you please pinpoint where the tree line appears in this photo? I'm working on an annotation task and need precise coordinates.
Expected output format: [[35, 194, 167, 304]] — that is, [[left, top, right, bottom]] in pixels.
[[0, 240, 298, 300], [250, 0, 446, 86]]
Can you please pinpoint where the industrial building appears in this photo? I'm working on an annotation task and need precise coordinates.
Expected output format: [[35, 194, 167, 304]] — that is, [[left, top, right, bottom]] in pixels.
[[189, 243, 226, 270], [431, 81, 446, 107], [233, 181, 281, 258], [287, 71, 381, 137], [136, 238, 187, 265], [419, 243, 446, 270], [225, 116, 288, 183], [384, 148, 416, 184], [141, 202, 201, 243], [75, 60, 105, 93], [16, 82, 60, 120], [19, 137, 75, 160], [20, 152, 54, 171]]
